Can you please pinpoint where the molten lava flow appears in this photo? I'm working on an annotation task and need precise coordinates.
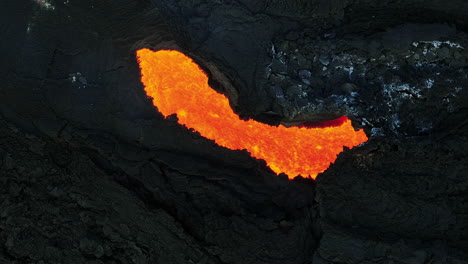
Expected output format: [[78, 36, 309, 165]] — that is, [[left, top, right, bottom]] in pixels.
[[136, 48, 368, 179], [298, 116, 348, 128]]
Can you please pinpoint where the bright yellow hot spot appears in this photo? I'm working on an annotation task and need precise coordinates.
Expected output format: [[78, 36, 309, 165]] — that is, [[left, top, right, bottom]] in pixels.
[[136, 48, 368, 179]]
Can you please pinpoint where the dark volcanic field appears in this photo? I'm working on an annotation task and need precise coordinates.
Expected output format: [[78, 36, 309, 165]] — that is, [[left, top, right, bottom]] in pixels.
[[1, 0, 468, 263]]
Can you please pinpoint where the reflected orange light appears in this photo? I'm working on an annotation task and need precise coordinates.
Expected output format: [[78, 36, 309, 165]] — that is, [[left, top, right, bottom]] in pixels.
[[136, 48, 368, 179]]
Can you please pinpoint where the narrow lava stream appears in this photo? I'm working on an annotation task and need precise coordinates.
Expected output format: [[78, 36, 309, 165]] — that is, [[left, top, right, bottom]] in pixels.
[[137, 48, 368, 179]]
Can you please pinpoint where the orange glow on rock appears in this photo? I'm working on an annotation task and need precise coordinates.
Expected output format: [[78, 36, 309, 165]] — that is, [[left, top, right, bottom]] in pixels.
[[136, 48, 368, 179]]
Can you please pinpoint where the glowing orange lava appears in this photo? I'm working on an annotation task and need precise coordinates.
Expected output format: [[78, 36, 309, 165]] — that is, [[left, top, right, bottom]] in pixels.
[[137, 48, 368, 179]]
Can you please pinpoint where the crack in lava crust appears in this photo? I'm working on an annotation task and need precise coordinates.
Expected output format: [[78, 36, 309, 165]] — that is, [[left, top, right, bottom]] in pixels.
[[136, 48, 368, 179]]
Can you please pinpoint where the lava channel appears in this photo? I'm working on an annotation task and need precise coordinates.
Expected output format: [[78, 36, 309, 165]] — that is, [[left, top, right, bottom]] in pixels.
[[136, 48, 368, 179]]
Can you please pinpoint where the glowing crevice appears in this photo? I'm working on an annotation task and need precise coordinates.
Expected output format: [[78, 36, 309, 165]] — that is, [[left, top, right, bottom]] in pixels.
[[137, 48, 368, 179]]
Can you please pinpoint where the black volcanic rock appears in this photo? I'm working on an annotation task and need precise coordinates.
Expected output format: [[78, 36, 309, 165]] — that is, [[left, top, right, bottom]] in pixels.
[[152, 0, 468, 131], [1, 0, 468, 263]]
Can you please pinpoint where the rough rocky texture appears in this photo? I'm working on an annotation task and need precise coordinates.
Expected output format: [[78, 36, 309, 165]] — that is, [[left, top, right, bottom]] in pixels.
[[267, 24, 468, 137], [1, 0, 468, 263], [0, 116, 220, 264], [151, 0, 468, 132]]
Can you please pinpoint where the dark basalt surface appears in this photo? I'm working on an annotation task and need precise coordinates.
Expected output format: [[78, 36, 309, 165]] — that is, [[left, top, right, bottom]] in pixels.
[[1, 0, 468, 263]]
